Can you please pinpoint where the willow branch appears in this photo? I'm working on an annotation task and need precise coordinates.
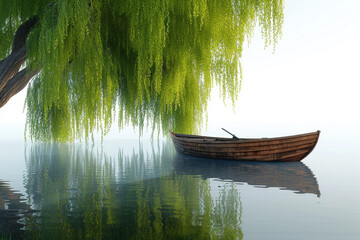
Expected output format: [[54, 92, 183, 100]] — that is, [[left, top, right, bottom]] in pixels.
[[0, 68, 39, 108], [0, 16, 39, 108]]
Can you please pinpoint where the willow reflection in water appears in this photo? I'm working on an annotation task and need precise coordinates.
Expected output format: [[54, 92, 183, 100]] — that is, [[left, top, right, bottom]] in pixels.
[[21, 143, 243, 240], [0, 181, 34, 240]]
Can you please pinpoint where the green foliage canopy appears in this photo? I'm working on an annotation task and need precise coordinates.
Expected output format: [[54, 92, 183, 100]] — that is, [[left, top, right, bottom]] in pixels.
[[0, 0, 284, 141]]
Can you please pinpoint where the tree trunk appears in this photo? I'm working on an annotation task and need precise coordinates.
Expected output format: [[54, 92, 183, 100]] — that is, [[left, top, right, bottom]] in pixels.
[[0, 16, 39, 108]]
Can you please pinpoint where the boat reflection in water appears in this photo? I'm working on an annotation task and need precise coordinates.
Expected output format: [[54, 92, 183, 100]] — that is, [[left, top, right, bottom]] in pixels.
[[173, 153, 320, 197]]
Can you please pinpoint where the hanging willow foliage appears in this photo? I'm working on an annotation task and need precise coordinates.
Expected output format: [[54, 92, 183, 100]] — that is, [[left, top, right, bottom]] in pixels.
[[0, 0, 284, 142]]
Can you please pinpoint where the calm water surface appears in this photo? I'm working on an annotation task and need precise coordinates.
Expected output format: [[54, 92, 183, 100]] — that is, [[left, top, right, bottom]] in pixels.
[[0, 126, 359, 240]]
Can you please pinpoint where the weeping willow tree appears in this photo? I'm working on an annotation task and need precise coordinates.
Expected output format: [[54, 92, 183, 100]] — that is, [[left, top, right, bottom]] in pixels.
[[0, 0, 284, 141]]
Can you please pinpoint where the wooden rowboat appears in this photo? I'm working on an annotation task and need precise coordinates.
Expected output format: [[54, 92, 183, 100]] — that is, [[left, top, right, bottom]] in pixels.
[[170, 130, 320, 162]]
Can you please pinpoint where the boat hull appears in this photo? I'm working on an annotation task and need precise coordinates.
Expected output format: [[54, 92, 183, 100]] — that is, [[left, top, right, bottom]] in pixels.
[[170, 131, 320, 162]]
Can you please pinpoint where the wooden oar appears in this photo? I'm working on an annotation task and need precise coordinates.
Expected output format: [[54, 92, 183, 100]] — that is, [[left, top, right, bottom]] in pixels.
[[221, 128, 239, 140]]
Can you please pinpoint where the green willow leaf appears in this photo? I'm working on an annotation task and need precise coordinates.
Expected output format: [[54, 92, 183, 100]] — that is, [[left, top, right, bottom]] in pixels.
[[0, 0, 284, 141]]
